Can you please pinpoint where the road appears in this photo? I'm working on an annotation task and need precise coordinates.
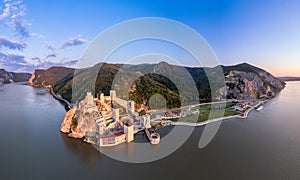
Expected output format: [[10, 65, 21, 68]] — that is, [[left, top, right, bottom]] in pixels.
[[149, 99, 251, 116]]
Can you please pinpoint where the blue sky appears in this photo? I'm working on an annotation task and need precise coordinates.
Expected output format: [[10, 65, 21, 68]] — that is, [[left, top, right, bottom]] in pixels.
[[0, 0, 300, 76]]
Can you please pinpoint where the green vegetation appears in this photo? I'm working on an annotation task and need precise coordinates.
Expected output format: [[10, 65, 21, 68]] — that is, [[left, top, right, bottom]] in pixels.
[[38, 62, 284, 111], [130, 74, 181, 109], [174, 102, 241, 123], [138, 110, 146, 116], [174, 109, 241, 123]]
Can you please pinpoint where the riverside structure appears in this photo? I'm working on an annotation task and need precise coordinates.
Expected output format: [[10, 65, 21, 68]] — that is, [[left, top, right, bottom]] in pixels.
[[62, 91, 269, 148], [77, 91, 160, 147]]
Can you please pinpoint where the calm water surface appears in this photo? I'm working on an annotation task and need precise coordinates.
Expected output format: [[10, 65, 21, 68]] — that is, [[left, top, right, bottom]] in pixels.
[[0, 82, 300, 179]]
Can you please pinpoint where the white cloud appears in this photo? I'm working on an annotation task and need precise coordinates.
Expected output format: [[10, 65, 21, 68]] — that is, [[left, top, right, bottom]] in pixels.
[[0, 35, 26, 50], [61, 35, 88, 49], [0, 0, 30, 38], [0, 2, 11, 21], [45, 53, 57, 59], [0, 52, 26, 64]]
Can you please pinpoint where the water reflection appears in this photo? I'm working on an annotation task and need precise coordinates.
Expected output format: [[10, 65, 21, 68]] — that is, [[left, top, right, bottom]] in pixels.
[[60, 133, 103, 166], [1, 82, 300, 179]]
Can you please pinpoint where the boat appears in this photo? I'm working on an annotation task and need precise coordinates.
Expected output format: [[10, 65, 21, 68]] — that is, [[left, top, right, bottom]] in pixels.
[[145, 128, 160, 145], [255, 105, 263, 111], [161, 120, 171, 127]]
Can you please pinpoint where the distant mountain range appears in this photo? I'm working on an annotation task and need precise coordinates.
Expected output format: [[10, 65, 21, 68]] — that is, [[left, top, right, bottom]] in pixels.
[[27, 62, 285, 110], [0, 69, 31, 85], [277, 77, 300, 82]]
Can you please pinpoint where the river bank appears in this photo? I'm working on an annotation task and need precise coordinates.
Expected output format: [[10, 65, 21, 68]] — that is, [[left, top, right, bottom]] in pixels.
[[167, 100, 268, 127], [49, 88, 73, 110]]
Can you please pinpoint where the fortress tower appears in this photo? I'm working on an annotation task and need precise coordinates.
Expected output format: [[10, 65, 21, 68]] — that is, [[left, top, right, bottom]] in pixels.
[[127, 100, 135, 113], [112, 107, 120, 122], [124, 123, 134, 142], [110, 90, 116, 102], [86, 92, 94, 106]]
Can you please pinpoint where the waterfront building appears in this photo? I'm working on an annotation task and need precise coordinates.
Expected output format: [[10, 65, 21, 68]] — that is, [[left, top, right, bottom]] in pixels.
[[142, 114, 151, 129], [124, 123, 134, 142], [99, 132, 126, 147]]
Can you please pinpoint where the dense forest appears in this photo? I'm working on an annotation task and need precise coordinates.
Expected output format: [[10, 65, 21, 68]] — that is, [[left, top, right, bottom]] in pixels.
[[29, 62, 285, 110]]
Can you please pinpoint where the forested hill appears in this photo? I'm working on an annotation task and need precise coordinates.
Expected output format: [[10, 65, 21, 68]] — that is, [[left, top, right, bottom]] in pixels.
[[28, 66, 75, 88], [28, 62, 285, 110]]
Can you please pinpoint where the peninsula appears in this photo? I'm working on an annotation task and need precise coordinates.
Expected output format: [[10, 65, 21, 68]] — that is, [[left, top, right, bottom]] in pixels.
[[27, 62, 285, 147]]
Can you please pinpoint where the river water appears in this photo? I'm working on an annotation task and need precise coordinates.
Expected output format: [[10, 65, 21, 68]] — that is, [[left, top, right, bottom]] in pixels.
[[0, 82, 300, 179]]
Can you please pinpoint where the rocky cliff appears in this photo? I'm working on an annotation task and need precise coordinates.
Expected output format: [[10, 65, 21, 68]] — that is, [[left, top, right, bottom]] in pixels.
[[28, 66, 75, 88], [60, 107, 77, 133], [223, 63, 285, 100], [60, 97, 98, 141], [0, 69, 31, 85]]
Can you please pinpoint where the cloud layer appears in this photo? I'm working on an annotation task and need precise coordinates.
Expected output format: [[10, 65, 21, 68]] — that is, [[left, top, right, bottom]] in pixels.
[[0, 1, 87, 72], [0, 52, 26, 64], [0, 36, 26, 50]]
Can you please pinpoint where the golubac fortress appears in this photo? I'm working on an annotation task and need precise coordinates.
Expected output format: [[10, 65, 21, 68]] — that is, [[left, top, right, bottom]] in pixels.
[[60, 90, 160, 147]]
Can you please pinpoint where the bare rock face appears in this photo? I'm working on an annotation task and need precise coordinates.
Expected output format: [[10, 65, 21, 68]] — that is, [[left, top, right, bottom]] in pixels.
[[225, 70, 285, 100], [60, 107, 76, 133], [0, 69, 31, 84], [28, 67, 74, 88], [28, 72, 35, 85], [60, 97, 99, 140], [69, 111, 98, 139], [258, 71, 285, 90]]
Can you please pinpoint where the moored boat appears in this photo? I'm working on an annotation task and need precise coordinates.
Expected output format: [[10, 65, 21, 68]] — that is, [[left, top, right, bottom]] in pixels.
[[145, 128, 160, 144], [255, 105, 263, 111]]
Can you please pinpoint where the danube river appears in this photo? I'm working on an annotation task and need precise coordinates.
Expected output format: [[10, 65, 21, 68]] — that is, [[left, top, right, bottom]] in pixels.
[[1, 82, 300, 179]]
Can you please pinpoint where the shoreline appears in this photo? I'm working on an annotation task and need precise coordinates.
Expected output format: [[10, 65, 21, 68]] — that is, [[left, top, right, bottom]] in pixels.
[[49, 87, 73, 110], [167, 100, 268, 127]]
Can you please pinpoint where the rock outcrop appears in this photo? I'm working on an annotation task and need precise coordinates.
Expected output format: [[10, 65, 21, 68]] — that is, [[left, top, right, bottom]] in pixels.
[[60, 95, 98, 140], [60, 107, 76, 133], [28, 66, 74, 88], [225, 69, 285, 100], [0, 69, 31, 84]]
